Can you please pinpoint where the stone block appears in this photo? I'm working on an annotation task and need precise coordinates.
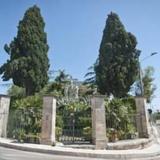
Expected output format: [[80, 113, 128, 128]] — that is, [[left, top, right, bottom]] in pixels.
[[0, 95, 10, 138], [41, 96, 56, 145], [135, 97, 149, 138], [91, 95, 107, 149]]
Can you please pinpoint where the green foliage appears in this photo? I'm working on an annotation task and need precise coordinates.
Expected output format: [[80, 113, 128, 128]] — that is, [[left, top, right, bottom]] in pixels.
[[7, 85, 26, 110], [78, 84, 91, 96], [84, 64, 97, 95], [84, 65, 96, 86], [39, 70, 71, 98], [142, 67, 156, 102], [39, 82, 63, 98], [55, 70, 70, 84], [56, 127, 62, 140], [83, 76, 98, 96], [0, 5, 49, 95], [8, 85, 26, 99], [95, 12, 140, 97], [83, 127, 92, 141], [56, 99, 91, 140], [12, 95, 42, 109], [134, 66, 156, 103], [105, 97, 137, 141], [8, 95, 42, 142], [121, 97, 136, 112], [152, 111, 160, 122]]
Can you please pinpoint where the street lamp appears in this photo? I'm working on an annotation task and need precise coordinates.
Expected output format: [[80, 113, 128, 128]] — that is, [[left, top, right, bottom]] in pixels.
[[138, 52, 159, 96]]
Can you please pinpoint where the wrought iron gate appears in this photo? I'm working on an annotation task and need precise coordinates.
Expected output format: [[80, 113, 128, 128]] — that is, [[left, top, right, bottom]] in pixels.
[[56, 106, 92, 144], [7, 108, 42, 143]]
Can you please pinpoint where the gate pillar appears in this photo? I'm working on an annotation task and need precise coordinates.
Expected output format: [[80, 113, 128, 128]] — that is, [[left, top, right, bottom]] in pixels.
[[41, 96, 56, 145], [135, 97, 149, 138], [0, 95, 10, 138], [91, 95, 107, 149]]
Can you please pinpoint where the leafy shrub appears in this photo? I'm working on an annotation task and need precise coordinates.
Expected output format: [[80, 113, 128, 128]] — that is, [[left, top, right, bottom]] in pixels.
[[56, 99, 92, 141], [8, 95, 42, 142], [8, 85, 26, 100], [83, 126, 92, 141], [105, 97, 137, 141], [56, 127, 62, 140], [56, 115, 63, 128]]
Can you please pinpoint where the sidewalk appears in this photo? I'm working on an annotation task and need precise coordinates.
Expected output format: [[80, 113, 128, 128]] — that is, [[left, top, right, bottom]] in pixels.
[[0, 137, 160, 160], [63, 138, 152, 150], [0, 126, 159, 160]]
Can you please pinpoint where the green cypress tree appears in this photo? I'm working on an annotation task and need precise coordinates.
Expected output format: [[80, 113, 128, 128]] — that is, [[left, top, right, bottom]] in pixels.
[[95, 12, 140, 97], [0, 5, 49, 95]]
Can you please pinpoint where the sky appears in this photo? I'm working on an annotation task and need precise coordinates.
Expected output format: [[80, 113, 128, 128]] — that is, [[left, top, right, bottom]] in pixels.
[[0, 0, 160, 110]]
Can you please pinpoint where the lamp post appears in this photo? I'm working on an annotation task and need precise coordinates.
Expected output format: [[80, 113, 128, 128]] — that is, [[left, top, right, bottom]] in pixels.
[[138, 52, 158, 96]]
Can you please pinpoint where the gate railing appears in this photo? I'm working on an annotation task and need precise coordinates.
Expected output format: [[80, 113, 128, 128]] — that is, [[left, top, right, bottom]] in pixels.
[[7, 108, 42, 143], [56, 108, 92, 144], [106, 113, 138, 141]]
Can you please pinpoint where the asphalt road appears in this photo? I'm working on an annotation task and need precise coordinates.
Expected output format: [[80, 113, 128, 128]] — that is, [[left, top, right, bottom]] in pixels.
[[0, 146, 103, 160]]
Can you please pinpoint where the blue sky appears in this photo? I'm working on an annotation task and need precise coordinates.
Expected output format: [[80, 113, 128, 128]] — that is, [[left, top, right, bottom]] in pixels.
[[0, 0, 160, 110]]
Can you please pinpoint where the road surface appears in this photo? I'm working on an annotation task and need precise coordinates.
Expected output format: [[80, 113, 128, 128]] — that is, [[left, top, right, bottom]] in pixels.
[[0, 146, 103, 160]]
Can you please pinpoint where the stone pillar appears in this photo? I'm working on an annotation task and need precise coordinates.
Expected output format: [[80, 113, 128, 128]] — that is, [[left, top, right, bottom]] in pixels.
[[41, 96, 56, 145], [135, 97, 149, 138], [91, 95, 107, 149], [0, 95, 10, 138]]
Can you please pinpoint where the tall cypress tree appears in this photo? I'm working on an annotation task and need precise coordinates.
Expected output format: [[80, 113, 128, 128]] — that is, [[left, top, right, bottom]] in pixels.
[[0, 5, 49, 95], [95, 12, 140, 97]]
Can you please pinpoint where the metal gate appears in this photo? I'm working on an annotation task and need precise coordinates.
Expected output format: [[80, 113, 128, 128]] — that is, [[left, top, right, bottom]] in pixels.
[[7, 108, 42, 143], [56, 106, 92, 144], [106, 113, 138, 141]]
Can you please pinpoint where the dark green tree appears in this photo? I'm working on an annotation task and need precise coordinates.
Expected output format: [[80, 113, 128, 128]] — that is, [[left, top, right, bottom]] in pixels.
[[95, 12, 140, 97], [0, 5, 49, 95], [55, 70, 70, 84]]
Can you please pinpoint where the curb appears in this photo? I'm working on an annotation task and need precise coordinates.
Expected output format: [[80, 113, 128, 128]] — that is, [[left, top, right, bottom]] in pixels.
[[0, 140, 160, 159], [106, 137, 153, 150]]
